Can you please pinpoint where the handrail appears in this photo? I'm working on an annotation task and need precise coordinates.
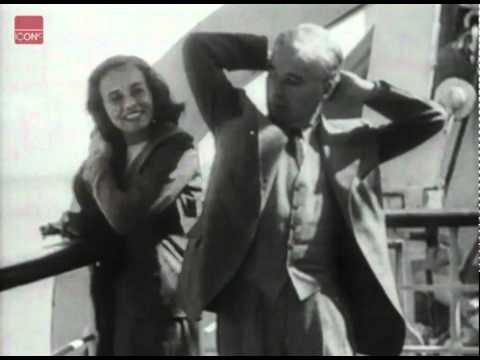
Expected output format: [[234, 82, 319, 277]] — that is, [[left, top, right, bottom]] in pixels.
[[385, 209, 477, 227], [0, 241, 106, 292], [52, 334, 96, 356], [0, 208, 477, 293], [402, 345, 479, 355]]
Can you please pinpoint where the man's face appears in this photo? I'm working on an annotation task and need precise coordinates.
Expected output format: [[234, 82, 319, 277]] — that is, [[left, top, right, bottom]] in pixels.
[[267, 44, 328, 131], [99, 64, 154, 134]]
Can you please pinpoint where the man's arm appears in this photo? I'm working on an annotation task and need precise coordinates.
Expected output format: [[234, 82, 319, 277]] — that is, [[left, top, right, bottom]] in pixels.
[[365, 81, 447, 163], [333, 71, 447, 163], [183, 32, 269, 131]]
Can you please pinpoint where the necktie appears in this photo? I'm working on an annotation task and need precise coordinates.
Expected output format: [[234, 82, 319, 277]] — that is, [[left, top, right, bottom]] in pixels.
[[286, 130, 305, 169]]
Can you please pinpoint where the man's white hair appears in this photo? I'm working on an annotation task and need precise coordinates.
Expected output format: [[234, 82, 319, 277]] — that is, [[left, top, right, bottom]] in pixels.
[[274, 23, 344, 81]]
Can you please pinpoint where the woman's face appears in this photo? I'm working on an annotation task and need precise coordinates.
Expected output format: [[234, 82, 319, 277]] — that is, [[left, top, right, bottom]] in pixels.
[[99, 63, 154, 134]]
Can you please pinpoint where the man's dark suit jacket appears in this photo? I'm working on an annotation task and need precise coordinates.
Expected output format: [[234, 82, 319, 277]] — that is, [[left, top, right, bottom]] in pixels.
[[178, 33, 447, 355]]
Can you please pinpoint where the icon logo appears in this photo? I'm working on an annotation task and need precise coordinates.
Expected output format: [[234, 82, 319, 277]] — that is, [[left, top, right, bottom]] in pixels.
[[15, 16, 43, 44]]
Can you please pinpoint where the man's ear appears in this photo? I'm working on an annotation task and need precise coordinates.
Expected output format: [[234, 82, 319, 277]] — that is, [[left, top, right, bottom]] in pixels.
[[323, 73, 341, 101]]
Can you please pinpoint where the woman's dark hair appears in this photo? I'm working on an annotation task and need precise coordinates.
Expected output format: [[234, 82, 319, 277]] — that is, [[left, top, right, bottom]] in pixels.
[[86, 55, 185, 180]]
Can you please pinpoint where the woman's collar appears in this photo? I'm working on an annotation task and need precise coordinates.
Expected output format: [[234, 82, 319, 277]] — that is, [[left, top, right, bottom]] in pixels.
[[123, 122, 177, 146]]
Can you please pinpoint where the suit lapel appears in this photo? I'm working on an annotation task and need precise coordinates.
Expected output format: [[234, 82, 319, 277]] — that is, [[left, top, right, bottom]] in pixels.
[[257, 113, 365, 218], [245, 84, 287, 215], [317, 116, 362, 228], [320, 118, 403, 313], [258, 116, 287, 214]]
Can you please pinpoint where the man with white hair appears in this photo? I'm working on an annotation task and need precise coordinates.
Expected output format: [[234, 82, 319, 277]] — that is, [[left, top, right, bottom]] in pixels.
[[179, 24, 446, 355]]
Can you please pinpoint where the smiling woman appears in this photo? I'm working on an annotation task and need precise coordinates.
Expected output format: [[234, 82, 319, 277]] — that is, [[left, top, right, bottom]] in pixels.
[[59, 55, 201, 356], [99, 63, 154, 135], [0, 5, 223, 356]]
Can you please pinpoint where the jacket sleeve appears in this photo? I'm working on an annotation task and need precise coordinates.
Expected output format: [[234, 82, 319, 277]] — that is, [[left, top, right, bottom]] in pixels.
[[90, 135, 199, 235], [183, 32, 269, 132], [364, 81, 447, 163]]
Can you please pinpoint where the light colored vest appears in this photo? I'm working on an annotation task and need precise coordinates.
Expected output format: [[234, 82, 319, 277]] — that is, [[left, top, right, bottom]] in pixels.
[[242, 128, 344, 303]]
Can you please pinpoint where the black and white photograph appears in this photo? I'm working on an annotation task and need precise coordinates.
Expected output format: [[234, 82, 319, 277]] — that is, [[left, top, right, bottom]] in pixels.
[[0, 4, 478, 356]]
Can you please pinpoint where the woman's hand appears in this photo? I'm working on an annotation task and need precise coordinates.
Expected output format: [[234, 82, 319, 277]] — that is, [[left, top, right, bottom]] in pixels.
[[82, 130, 112, 184], [88, 130, 113, 159]]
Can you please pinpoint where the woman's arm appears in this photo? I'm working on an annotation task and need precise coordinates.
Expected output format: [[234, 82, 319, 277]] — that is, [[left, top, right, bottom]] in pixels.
[[84, 133, 198, 235]]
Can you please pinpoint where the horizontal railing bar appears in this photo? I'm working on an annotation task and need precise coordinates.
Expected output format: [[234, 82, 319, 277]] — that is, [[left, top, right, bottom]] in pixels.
[[51, 334, 96, 356], [385, 209, 477, 228], [399, 284, 478, 291], [0, 241, 107, 292], [0, 209, 476, 292], [402, 345, 478, 355]]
